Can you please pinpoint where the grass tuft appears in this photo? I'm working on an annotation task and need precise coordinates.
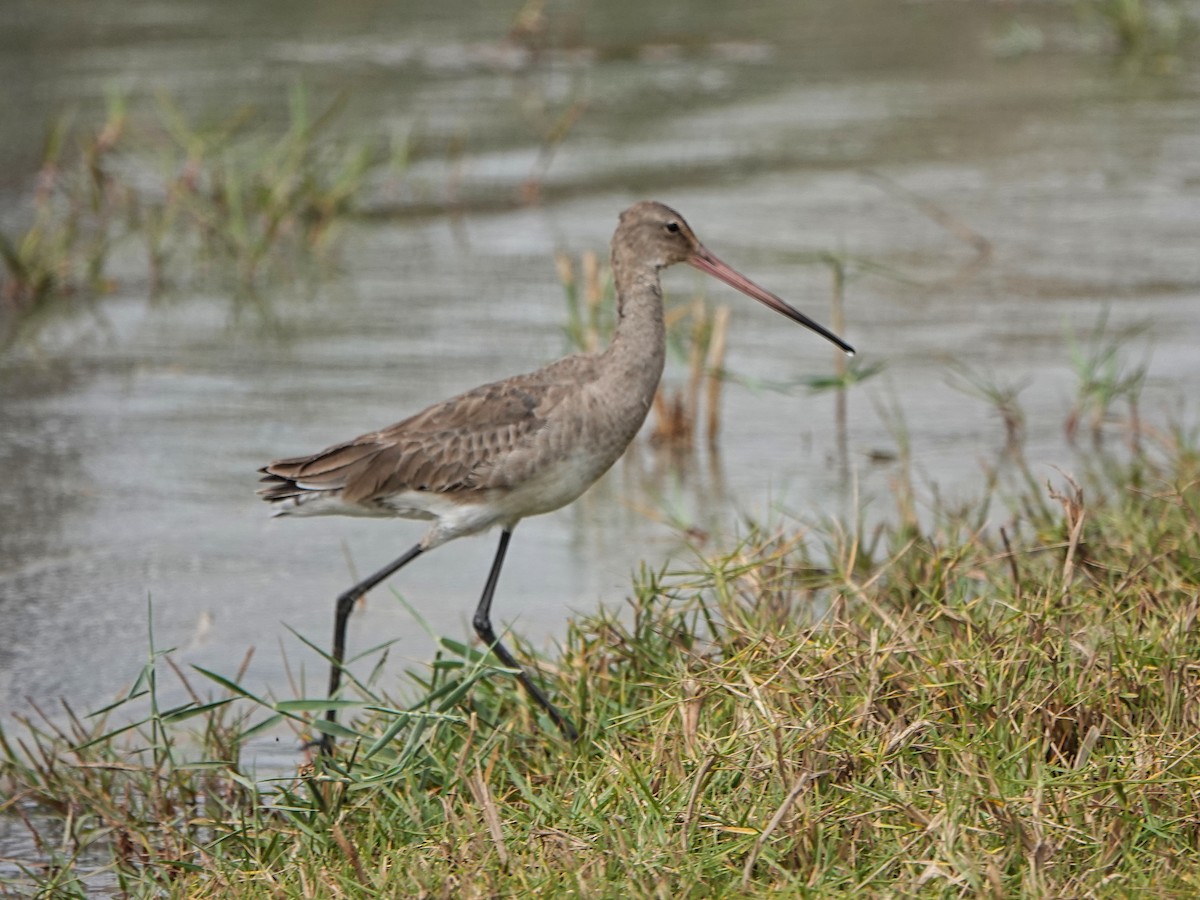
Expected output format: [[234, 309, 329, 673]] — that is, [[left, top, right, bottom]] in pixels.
[[0, 86, 408, 342]]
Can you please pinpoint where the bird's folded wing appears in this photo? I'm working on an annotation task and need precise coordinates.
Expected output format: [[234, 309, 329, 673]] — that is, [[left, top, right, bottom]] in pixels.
[[259, 364, 590, 505]]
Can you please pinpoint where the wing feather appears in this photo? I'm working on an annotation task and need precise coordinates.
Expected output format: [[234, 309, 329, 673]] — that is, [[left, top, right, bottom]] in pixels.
[[258, 355, 601, 508]]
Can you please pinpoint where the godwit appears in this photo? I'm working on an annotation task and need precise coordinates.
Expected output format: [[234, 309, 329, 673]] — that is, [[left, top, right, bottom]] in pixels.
[[259, 201, 853, 748]]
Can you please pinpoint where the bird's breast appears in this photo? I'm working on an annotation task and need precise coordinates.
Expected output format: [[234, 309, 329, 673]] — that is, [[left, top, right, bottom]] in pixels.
[[490, 386, 648, 518]]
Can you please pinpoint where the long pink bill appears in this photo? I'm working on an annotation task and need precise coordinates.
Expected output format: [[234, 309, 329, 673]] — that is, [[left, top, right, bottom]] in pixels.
[[689, 247, 855, 356]]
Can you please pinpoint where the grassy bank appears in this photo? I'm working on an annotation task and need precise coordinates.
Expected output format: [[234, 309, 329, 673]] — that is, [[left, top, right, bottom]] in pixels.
[[3, 409, 1199, 897]]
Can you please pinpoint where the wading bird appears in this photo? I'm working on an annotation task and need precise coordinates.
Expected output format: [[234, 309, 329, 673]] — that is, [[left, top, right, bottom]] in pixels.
[[259, 201, 854, 749]]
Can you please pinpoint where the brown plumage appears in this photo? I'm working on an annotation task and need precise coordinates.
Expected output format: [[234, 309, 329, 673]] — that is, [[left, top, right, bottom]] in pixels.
[[260, 356, 605, 510], [259, 201, 853, 751]]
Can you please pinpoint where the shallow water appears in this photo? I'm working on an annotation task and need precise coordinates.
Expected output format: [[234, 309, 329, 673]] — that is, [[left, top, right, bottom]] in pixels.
[[1, 0, 1198, 755]]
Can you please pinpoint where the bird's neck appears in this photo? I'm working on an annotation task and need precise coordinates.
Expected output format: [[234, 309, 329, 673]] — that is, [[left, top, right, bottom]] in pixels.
[[604, 252, 667, 393]]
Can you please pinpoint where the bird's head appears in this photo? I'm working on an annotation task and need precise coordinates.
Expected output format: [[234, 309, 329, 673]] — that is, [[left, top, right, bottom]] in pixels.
[[616, 200, 702, 269], [615, 201, 855, 356]]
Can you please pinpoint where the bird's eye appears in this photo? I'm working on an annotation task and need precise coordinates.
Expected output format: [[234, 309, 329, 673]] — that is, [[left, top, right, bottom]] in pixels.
[[665, 221, 681, 234]]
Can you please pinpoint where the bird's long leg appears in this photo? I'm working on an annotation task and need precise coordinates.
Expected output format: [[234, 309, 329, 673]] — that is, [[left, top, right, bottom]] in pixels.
[[321, 543, 424, 754], [474, 529, 579, 741]]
